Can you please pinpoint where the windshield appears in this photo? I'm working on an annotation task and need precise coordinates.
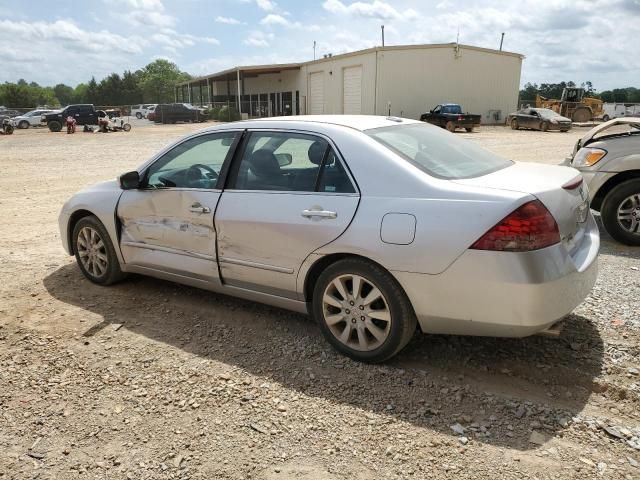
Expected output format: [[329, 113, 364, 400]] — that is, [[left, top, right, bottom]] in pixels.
[[534, 109, 561, 119], [366, 123, 513, 179]]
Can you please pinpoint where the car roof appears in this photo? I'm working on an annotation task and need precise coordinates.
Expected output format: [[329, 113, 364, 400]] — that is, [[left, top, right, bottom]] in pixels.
[[209, 115, 422, 132]]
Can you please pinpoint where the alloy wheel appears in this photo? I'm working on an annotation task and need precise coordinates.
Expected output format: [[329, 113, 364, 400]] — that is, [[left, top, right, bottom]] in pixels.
[[322, 274, 392, 351], [77, 226, 109, 277], [617, 194, 640, 234]]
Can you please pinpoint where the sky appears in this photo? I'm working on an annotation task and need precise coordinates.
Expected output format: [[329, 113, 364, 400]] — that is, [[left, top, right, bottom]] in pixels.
[[0, 0, 638, 91]]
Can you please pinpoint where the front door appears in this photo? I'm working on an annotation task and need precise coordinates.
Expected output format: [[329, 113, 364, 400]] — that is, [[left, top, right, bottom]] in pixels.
[[215, 130, 359, 299], [117, 131, 239, 281]]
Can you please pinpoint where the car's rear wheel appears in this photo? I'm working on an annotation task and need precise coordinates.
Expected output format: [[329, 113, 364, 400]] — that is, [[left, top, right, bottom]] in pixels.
[[19, 120, 29, 129], [72, 216, 125, 285], [123, 123, 131, 132], [603, 114, 610, 122], [465, 127, 473, 132], [48, 120, 62, 132], [135, 112, 142, 119], [445, 121, 456, 132], [541, 122, 549, 132], [601, 180, 640, 246], [511, 119, 519, 130], [312, 258, 417, 363]]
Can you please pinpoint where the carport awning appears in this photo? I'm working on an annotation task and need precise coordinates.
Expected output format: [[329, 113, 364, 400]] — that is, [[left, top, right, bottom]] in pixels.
[[178, 63, 302, 86]]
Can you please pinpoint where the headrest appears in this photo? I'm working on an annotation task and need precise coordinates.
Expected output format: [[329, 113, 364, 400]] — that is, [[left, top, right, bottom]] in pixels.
[[248, 149, 280, 177], [308, 141, 326, 165]]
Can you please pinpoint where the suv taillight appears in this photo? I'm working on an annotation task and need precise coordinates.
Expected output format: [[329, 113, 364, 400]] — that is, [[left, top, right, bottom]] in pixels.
[[470, 200, 560, 252]]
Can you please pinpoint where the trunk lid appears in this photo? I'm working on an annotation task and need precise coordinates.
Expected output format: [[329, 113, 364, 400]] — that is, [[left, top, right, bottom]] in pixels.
[[455, 162, 590, 254]]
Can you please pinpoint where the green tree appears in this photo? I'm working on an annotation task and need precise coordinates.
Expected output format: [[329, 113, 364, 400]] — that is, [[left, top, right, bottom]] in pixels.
[[53, 83, 75, 106], [139, 59, 191, 103], [86, 77, 98, 103]]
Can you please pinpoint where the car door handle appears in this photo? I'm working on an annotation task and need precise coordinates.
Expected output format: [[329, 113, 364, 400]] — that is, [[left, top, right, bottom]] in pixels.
[[189, 203, 211, 214], [302, 209, 337, 219]]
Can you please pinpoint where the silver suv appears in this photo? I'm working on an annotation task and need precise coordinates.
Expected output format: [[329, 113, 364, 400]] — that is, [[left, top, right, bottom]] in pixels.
[[566, 118, 640, 245]]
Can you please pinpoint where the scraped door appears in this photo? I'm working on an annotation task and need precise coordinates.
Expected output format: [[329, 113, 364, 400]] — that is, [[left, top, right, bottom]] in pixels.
[[117, 131, 239, 281], [215, 130, 359, 299]]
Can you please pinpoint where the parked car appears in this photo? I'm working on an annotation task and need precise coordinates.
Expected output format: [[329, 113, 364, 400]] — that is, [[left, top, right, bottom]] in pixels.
[[420, 104, 481, 132], [145, 105, 156, 120], [564, 117, 640, 245], [130, 104, 156, 119], [146, 109, 156, 122], [12, 109, 54, 129], [508, 108, 572, 132], [154, 103, 207, 124], [0, 108, 22, 118], [601, 103, 631, 122], [59, 116, 598, 362], [42, 104, 99, 132]]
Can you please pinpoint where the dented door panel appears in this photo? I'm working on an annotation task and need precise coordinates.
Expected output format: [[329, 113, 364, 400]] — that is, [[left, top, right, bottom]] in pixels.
[[118, 188, 221, 280]]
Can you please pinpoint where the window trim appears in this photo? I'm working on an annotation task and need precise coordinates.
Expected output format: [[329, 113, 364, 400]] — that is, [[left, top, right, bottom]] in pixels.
[[223, 128, 359, 195], [139, 130, 242, 191]]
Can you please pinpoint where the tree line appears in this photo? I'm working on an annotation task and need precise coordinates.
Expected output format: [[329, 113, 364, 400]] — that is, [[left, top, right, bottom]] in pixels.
[[0, 59, 191, 109], [520, 81, 640, 103]]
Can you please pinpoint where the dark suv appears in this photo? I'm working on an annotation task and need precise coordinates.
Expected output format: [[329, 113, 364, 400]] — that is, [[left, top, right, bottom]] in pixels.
[[42, 104, 99, 131], [154, 103, 207, 124]]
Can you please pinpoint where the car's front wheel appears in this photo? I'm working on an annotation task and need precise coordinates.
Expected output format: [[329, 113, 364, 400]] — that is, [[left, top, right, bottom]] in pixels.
[[72, 216, 125, 285], [19, 120, 29, 129], [511, 119, 519, 130], [601, 180, 640, 246], [312, 258, 417, 363], [48, 120, 62, 132], [135, 112, 142, 119]]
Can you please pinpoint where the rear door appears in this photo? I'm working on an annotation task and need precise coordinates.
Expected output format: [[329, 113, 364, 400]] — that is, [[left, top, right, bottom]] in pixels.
[[215, 129, 359, 299]]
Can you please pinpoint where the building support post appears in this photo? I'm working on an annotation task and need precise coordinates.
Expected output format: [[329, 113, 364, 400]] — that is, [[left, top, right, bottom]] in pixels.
[[188, 83, 192, 104], [206, 78, 210, 106], [236, 69, 242, 114]]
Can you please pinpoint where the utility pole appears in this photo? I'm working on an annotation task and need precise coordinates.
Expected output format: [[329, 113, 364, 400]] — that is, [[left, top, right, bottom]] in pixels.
[[313, 41, 316, 60], [499, 32, 505, 51], [381, 25, 385, 47]]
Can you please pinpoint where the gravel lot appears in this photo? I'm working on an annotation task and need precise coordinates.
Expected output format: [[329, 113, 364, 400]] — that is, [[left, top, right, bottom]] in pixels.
[[1, 123, 639, 479]]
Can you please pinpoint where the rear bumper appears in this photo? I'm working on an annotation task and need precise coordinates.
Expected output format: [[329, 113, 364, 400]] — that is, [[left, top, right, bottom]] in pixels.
[[393, 214, 599, 337]]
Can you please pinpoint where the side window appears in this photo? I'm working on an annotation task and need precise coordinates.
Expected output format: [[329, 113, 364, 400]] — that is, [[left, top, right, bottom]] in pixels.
[[433, 106, 441, 114], [317, 149, 356, 194], [230, 132, 326, 192], [145, 133, 237, 189]]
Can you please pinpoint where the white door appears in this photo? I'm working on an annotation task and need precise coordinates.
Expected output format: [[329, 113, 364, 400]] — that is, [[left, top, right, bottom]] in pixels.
[[343, 66, 362, 114], [309, 72, 324, 114]]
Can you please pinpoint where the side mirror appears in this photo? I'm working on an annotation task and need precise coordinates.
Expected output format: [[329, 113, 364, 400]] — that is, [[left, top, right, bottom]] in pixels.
[[275, 153, 293, 167], [119, 171, 140, 189]]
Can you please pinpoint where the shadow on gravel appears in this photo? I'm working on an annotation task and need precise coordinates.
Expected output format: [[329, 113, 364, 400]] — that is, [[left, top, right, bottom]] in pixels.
[[44, 263, 604, 451], [594, 214, 640, 260]]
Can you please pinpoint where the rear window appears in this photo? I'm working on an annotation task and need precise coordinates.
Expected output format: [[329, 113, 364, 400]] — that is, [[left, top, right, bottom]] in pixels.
[[366, 123, 512, 180]]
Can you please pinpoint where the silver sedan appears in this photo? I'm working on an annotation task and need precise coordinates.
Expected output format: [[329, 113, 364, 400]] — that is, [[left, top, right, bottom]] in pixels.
[[59, 115, 599, 362]]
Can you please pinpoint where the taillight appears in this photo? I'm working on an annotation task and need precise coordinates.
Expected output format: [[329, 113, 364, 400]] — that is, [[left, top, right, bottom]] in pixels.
[[470, 200, 560, 252]]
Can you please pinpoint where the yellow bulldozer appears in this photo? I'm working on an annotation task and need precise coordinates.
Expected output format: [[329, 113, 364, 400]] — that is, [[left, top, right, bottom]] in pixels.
[[535, 87, 603, 122]]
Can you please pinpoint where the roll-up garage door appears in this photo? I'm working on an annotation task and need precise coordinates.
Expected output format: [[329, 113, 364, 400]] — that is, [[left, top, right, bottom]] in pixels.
[[343, 66, 362, 114], [309, 72, 324, 114]]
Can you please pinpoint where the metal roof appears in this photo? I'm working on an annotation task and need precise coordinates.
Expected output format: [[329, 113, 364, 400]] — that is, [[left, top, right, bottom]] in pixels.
[[177, 42, 524, 86]]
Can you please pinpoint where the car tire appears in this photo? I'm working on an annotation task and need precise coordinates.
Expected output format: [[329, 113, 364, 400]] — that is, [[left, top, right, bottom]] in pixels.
[[511, 119, 519, 130], [445, 121, 456, 132], [48, 120, 62, 132], [602, 114, 610, 122], [72, 215, 126, 285], [600, 179, 640, 246], [465, 127, 473, 132], [123, 123, 132, 132], [541, 122, 549, 132], [19, 120, 29, 129], [312, 258, 417, 363], [135, 112, 142, 119]]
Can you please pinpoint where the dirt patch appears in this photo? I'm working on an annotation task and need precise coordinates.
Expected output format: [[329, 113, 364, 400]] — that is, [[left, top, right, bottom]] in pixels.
[[1, 124, 639, 479]]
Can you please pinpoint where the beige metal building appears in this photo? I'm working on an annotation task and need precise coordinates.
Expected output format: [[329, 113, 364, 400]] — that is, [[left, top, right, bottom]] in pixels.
[[176, 43, 523, 124]]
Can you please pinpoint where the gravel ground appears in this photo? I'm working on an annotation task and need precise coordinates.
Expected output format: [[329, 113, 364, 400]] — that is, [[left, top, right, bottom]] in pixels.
[[0, 123, 639, 479]]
